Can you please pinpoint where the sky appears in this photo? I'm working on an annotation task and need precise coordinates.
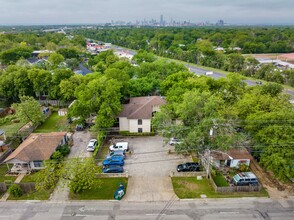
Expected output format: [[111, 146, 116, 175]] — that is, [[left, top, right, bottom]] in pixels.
[[0, 0, 294, 25]]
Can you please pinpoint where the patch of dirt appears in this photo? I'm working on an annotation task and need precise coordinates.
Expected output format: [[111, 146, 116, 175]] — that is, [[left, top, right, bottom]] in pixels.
[[179, 180, 198, 191], [250, 159, 294, 199]]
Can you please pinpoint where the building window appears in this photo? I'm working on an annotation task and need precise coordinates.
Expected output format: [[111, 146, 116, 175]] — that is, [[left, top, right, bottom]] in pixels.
[[33, 160, 44, 168], [138, 128, 143, 133], [138, 119, 142, 125]]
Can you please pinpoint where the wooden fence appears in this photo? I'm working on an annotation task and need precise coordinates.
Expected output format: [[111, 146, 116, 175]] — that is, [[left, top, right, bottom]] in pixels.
[[0, 182, 35, 193], [0, 147, 13, 164], [208, 174, 262, 192]]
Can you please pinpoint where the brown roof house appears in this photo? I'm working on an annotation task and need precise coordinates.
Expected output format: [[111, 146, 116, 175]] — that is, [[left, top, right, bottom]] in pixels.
[[118, 96, 166, 133], [211, 148, 253, 168], [4, 132, 68, 173]]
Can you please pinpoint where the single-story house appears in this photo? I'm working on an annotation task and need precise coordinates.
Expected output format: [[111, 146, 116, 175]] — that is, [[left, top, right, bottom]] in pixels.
[[211, 147, 253, 168], [118, 96, 166, 133], [4, 132, 68, 173]]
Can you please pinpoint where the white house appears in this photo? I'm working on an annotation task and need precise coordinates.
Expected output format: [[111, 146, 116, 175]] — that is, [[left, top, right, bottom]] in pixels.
[[118, 96, 166, 133], [211, 148, 253, 168], [4, 132, 68, 173]]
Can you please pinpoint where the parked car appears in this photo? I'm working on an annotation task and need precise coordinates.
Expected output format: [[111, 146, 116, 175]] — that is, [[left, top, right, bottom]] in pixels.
[[106, 150, 126, 159], [86, 139, 97, 152], [232, 172, 259, 186], [169, 137, 182, 145], [103, 156, 125, 166], [109, 142, 129, 152], [256, 81, 262, 85], [102, 165, 124, 173], [177, 162, 200, 172], [75, 124, 84, 131]]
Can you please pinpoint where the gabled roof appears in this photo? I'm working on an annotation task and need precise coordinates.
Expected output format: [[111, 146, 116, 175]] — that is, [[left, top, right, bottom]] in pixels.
[[4, 132, 66, 163], [227, 148, 253, 160], [119, 96, 166, 119], [212, 148, 253, 160]]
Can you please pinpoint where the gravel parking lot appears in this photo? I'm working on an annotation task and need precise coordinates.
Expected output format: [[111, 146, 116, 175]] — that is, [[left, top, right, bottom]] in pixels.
[[122, 136, 190, 201]]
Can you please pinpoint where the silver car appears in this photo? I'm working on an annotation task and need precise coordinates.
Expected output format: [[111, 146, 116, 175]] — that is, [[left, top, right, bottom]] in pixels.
[[106, 150, 126, 159]]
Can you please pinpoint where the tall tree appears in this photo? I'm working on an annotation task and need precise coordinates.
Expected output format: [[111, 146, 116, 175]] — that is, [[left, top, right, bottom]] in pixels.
[[12, 96, 45, 126]]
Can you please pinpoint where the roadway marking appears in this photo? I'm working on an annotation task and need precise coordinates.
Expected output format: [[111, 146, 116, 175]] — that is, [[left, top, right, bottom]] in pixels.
[[146, 214, 166, 216], [219, 212, 239, 214]]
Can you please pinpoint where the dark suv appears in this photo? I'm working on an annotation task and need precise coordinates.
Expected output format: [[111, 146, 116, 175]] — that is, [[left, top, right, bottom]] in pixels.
[[177, 162, 200, 172]]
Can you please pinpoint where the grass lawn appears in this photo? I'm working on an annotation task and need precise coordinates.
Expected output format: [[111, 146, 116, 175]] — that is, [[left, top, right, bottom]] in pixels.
[[172, 177, 269, 199], [20, 171, 40, 183], [213, 173, 229, 187], [95, 145, 110, 163], [69, 177, 128, 200], [0, 121, 27, 137], [8, 189, 51, 200], [0, 165, 17, 182], [34, 112, 68, 133]]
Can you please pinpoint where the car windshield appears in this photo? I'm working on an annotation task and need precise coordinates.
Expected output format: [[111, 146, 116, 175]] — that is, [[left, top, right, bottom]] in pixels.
[[233, 174, 241, 181], [182, 164, 187, 169]]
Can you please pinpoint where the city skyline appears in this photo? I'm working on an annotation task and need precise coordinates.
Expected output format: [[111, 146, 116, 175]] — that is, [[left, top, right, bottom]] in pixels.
[[0, 0, 294, 25]]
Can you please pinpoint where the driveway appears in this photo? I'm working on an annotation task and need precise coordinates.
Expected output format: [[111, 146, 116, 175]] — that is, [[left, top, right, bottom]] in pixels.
[[50, 130, 93, 201], [123, 136, 190, 202]]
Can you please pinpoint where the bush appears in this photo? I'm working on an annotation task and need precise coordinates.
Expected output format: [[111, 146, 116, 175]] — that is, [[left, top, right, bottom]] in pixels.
[[51, 151, 63, 161], [119, 131, 155, 136], [8, 184, 23, 197], [56, 144, 70, 157], [238, 164, 249, 172]]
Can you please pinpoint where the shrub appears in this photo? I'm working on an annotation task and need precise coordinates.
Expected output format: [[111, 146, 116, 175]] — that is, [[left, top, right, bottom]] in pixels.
[[51, 151, 63, 161], [57, 144, 70, 157], [119, 131, 155, 136], [238, 164, 249, 172], [8, 184, 23, 197]]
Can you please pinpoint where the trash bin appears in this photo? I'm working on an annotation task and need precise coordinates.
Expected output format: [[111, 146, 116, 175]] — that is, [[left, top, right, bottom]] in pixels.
[[114, 183, 125, 200]]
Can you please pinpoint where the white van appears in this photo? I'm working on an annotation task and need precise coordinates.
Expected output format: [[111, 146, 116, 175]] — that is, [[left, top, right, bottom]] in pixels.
[[109, 142, 129, 152]]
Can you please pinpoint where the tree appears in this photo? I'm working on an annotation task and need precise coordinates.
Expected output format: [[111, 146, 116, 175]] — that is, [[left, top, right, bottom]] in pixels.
[[12, 96, 45, 126], [28, 68, 52, 99], [66, 158, 101, 193], [35, 158, 101, 193], [47, 52, 65, 69]]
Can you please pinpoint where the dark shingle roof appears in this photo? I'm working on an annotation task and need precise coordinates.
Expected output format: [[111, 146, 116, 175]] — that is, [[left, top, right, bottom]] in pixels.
[[119, 96, 166, 119]]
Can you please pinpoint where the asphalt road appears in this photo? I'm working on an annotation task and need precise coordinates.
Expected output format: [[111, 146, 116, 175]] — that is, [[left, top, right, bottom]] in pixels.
[[0, 198, 293, 219], [113, 46, 294, 96]]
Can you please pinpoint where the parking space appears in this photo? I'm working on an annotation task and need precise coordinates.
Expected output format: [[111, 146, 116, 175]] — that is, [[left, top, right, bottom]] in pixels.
[[122, 136, 190, 201]]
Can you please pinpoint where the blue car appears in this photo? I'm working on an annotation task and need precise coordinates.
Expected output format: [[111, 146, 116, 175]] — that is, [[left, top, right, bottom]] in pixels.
[[103, 156, 124, 166], [102, 166, 124, 173]]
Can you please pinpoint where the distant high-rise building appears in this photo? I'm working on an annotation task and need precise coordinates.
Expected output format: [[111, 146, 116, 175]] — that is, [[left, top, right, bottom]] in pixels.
[[216, 19, 224, 26], [160, 15, 164, 26]]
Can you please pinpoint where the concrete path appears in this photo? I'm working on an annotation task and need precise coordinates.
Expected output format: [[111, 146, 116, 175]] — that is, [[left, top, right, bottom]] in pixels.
[[50, 130, 92, 201], [123, 136, 190, 201]]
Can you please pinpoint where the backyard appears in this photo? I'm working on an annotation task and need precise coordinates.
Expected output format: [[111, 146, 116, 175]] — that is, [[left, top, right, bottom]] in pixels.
[[171, 177, 269, 198], [34, 112, 69, 133]]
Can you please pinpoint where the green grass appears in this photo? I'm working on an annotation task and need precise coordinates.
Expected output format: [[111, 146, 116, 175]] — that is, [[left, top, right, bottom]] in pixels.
[[172, 177, 269, 198], [69, 177, 128, 200], [8, 189, 51, 200], [95, 145, 110, 162], [0, 165, 17, 182], [0, 121, 27, 137], [20, 171, 40, 183], [34, 112, 68, 133], [213, 173, 229, 187]]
